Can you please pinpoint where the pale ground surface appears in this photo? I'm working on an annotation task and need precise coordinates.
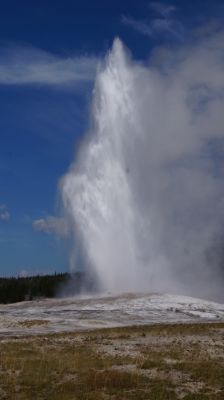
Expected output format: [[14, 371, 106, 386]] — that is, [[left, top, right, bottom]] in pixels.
[[0, 292, 224, 336], [0, 294, 224, 399]]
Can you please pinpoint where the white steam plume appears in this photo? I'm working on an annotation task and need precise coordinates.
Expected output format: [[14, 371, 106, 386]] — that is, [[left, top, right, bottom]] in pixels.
[[61, 29, 224, 300]]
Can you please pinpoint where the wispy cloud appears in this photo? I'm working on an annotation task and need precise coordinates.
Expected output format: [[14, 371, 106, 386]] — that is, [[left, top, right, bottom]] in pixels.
[[149, 2, 176, 18], [0, 204, 10, 221], [0, 45, 98, 87], [122, 15, 183, 38], [122, 2, 183, 40], [32, 216, 69, 237], [121, 16, 153, 36]]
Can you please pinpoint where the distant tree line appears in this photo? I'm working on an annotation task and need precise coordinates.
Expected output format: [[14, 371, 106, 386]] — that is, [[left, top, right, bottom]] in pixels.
[[0, 272, 93, 304]]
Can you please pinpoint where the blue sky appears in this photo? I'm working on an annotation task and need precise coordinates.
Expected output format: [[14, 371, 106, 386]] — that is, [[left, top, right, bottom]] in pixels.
[[0, 0, 223, 277]]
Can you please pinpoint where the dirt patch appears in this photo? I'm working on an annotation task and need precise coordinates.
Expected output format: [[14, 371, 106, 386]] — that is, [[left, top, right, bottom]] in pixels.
[[17, 319, 50, 328]]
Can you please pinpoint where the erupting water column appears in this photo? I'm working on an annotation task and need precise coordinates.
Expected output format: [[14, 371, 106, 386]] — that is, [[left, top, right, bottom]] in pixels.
[[61, 39, 159, 292]]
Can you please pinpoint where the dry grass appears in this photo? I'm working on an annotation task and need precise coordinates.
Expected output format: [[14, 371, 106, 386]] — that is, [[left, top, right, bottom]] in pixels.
[[17, 319, 50, 328], [0, 322, 223, 399]]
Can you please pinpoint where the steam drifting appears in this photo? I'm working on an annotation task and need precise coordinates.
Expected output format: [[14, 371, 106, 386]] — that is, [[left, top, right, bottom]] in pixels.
[[61, 29, 224, 300]]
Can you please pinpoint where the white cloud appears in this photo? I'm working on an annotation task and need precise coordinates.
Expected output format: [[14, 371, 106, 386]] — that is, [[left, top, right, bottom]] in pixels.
[[0, 204, 10, 221], [122, 15, 183, 39], [0, 46, 98, 87], [32, 216, 69, 237], [122, 2, 183, 39], [149, 2, 176, 17]]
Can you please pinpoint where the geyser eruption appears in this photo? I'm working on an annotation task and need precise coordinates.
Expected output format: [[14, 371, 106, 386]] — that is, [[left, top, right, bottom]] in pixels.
[[62, 33, 224, 300], [62, 39, 152, 292]]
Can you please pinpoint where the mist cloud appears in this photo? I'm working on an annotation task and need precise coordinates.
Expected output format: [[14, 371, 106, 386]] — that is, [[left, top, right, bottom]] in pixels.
[[61, 25, 224, 301]]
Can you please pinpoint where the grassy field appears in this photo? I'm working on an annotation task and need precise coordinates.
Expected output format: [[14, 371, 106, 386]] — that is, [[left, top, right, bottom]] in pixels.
[[0, 322, 223, 399]]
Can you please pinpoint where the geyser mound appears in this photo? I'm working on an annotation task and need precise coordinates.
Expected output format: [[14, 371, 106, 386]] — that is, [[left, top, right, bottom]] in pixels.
[[61, 35, 224, 300]]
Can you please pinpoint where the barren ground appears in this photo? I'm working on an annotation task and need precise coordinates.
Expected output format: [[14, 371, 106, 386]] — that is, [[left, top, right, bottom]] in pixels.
[[1, 293, 224, 336], [0, 322, 223, 399]]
